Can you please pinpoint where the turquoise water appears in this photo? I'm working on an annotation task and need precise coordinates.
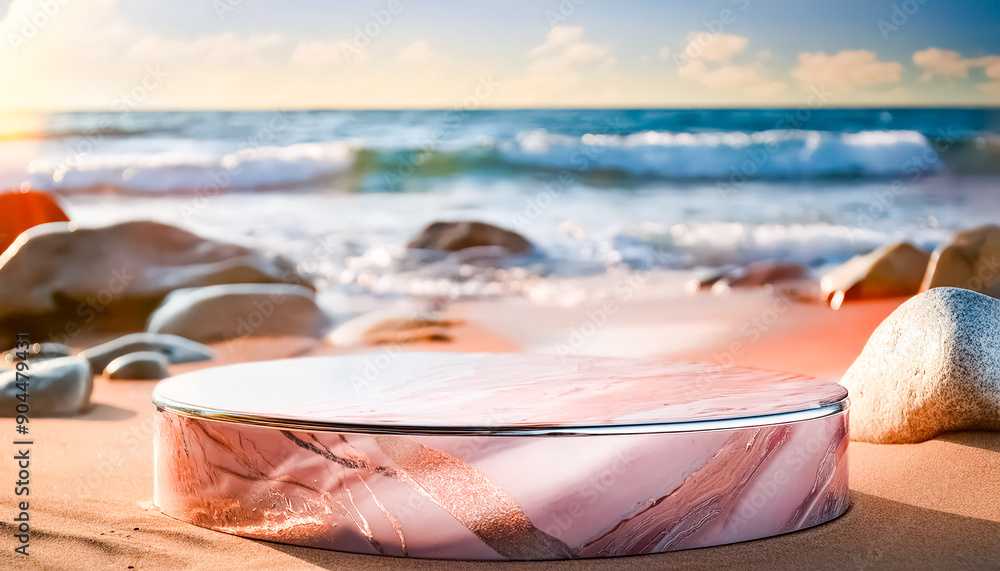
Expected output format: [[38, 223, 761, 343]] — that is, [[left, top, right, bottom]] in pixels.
[[5, 108, 1000, 297]]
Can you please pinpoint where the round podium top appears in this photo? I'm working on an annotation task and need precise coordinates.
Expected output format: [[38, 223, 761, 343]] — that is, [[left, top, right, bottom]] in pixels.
[[152, 353, 848, 435]]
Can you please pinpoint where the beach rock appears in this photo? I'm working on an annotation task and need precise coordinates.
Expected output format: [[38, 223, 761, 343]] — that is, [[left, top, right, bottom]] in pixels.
[[684, 265, 739, 295], [922, 224, 1000, 298], [147, 284, 331, 343], [840, 287, 1000, 444], [330, 305, 454, 347], [820, 242, 931, 309], [0, 220, 312, 346], [2, 342, 71, 366], [104, 351, 170, 380], [690, 262, 808, 294], [0, 190, 70, 253], [364, 318, 454, 345], [720, 261, 807, 289], [407, 221, 532, 255], [0, 356, 92, 417], [80, 333, 213, 375]]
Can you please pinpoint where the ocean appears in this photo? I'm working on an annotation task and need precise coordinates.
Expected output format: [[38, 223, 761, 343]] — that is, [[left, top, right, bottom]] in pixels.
[[3, 108, 999, 308]]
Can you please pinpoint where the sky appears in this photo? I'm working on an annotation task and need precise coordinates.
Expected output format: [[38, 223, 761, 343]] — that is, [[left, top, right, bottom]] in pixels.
[[0, 0, 999, 110]]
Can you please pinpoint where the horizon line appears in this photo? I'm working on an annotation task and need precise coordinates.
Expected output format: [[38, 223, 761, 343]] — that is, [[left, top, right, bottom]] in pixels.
[[3, 104, 1000, 114]]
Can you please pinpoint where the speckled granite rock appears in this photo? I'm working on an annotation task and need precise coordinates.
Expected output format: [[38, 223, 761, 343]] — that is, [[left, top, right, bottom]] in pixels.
[[0, 356, 92, 417], [105, 351, 170, 380], [840, 287, 1000, 443]]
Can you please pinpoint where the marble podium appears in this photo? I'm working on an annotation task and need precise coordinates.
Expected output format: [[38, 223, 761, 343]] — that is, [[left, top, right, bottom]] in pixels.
[[152, 353, 849, 560]]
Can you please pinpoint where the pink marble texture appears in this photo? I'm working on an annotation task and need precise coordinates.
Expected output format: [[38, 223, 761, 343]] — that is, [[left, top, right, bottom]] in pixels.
[[152, 354, 850, 560], [152, 353, 847, 429]]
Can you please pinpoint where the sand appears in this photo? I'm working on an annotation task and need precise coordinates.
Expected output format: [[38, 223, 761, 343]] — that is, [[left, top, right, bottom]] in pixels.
[[3, 287, 999, 570]]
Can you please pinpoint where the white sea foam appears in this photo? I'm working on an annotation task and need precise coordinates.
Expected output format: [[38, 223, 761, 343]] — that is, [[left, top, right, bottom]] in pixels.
[[500, 129, 940, 177], [27, 142, 353, 191], [20, 129, 945, 192]]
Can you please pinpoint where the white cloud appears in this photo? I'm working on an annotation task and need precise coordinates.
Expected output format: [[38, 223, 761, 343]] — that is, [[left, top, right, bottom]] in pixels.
[[129, 33, 284, 66], [678, 59, 757, 89], [292, 40, 355, 67], [495, 26, 616, 106], [529, 25, 585, 58], [398, 40, 434, 66], [793, 50, 902, 90], [913, 47, 1000, 81], [527, 25, 613, 74], [673, 33, 785, 100], [682, 32, 748, 63]]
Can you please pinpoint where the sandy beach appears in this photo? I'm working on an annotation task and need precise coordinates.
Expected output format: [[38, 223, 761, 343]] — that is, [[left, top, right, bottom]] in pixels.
[[2, 19, 999, 565], [3, 280, 999, 570]]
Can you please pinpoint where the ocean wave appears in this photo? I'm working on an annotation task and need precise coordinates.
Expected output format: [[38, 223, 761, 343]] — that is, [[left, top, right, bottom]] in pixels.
[[27, 142, 353, 192], [21, 128, 978, 192], [647, 221, 936, 268], [499, 129, 943, 178]]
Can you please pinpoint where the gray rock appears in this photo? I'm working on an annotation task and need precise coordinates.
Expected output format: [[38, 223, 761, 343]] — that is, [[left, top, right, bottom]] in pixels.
[[0, 220, 312, 346], [407, 221, 532, 255], [2, 342, 70, 365], [79, 333, 213, 374], [147, 284, 331, 343], [0, 356, 92, 417], [840, 287, 1000, 443], [104, 351, 170, 380]]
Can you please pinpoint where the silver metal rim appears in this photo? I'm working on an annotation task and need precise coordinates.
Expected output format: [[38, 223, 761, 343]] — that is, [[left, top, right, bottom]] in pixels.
[[152, 393, 849, 436]]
